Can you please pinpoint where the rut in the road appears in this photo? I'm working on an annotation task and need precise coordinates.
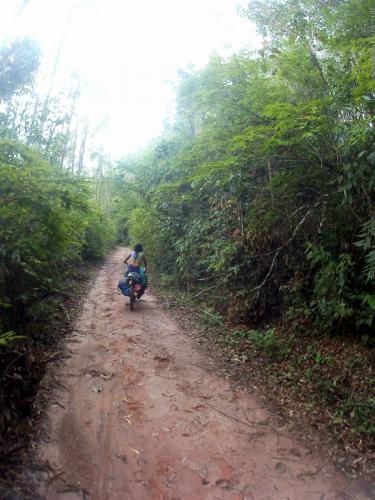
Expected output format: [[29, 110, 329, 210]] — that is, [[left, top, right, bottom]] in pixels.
[[37, 247, 369, 500]]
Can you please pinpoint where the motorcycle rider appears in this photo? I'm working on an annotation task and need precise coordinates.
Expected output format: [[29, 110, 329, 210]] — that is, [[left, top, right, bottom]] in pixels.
[[124, 244, 147, 297]]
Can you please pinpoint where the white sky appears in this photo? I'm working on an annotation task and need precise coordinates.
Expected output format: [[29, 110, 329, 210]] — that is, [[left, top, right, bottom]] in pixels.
[[0, 0, 260, 159]]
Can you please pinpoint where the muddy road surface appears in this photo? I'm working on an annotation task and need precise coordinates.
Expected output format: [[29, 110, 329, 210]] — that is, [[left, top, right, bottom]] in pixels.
[[38, 247, 368, 499]]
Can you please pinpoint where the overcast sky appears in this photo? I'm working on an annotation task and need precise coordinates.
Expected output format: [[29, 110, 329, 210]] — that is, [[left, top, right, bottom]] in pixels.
[[1, 0, 260, 159]]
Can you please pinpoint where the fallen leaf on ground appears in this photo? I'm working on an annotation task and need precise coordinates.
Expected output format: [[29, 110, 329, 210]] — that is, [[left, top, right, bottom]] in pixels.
[[120, 414, 133, 425]]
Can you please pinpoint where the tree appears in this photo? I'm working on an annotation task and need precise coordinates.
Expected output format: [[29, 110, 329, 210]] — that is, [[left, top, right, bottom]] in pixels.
[[117, 0, 375, 332], [0, 38, 40, 102]]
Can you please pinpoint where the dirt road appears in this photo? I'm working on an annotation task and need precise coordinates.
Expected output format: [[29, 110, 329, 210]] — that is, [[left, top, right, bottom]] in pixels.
[[38, 247, 368, 499]]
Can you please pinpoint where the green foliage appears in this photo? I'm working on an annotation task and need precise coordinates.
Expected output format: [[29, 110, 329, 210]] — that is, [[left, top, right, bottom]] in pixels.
[[115, 0, 375, 336], [0, 331, 23, 347], [305, 245, 356, 330], [82, 207, 116, 260], [231, 326, 293, 355], [0, 140, 115, 333], [0, 39, 40, 101], [202, 308, 225, 328], [126, 207, 161, 265], [355, 218, 375, 282], [0, 33, 120, 451], [248, 328, 277, 352], [300, 243, 375, 331], [334, 400, 375, 435]]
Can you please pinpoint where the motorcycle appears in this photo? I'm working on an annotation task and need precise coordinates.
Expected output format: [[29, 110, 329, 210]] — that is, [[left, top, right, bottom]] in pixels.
[[118, 266, 145, 311]]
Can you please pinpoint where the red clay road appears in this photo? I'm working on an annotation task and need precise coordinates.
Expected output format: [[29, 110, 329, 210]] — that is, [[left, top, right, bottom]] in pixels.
[[38, 247, 370, 500]]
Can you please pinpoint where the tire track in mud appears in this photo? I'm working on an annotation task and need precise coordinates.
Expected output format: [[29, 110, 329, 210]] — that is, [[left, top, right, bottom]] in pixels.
[[38, 247, 370, 500]]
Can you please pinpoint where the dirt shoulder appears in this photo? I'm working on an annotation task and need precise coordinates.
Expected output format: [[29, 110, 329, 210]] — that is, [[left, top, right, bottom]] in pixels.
[[35, 247, 371, 499], [152, 284, 375, 489], [0, 259, 99, 499]]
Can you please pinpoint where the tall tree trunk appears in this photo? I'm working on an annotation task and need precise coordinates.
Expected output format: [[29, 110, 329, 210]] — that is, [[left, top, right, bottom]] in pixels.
[[27, 94, 41, 147], [70, 125, 78, 174], [40, 8, 72, 138], [77, 120, 89, 175]]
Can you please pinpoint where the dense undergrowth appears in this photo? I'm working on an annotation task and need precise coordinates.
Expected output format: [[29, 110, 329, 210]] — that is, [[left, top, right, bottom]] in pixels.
[[0, 140, 115, 439], [116, 0, 375, 336]]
